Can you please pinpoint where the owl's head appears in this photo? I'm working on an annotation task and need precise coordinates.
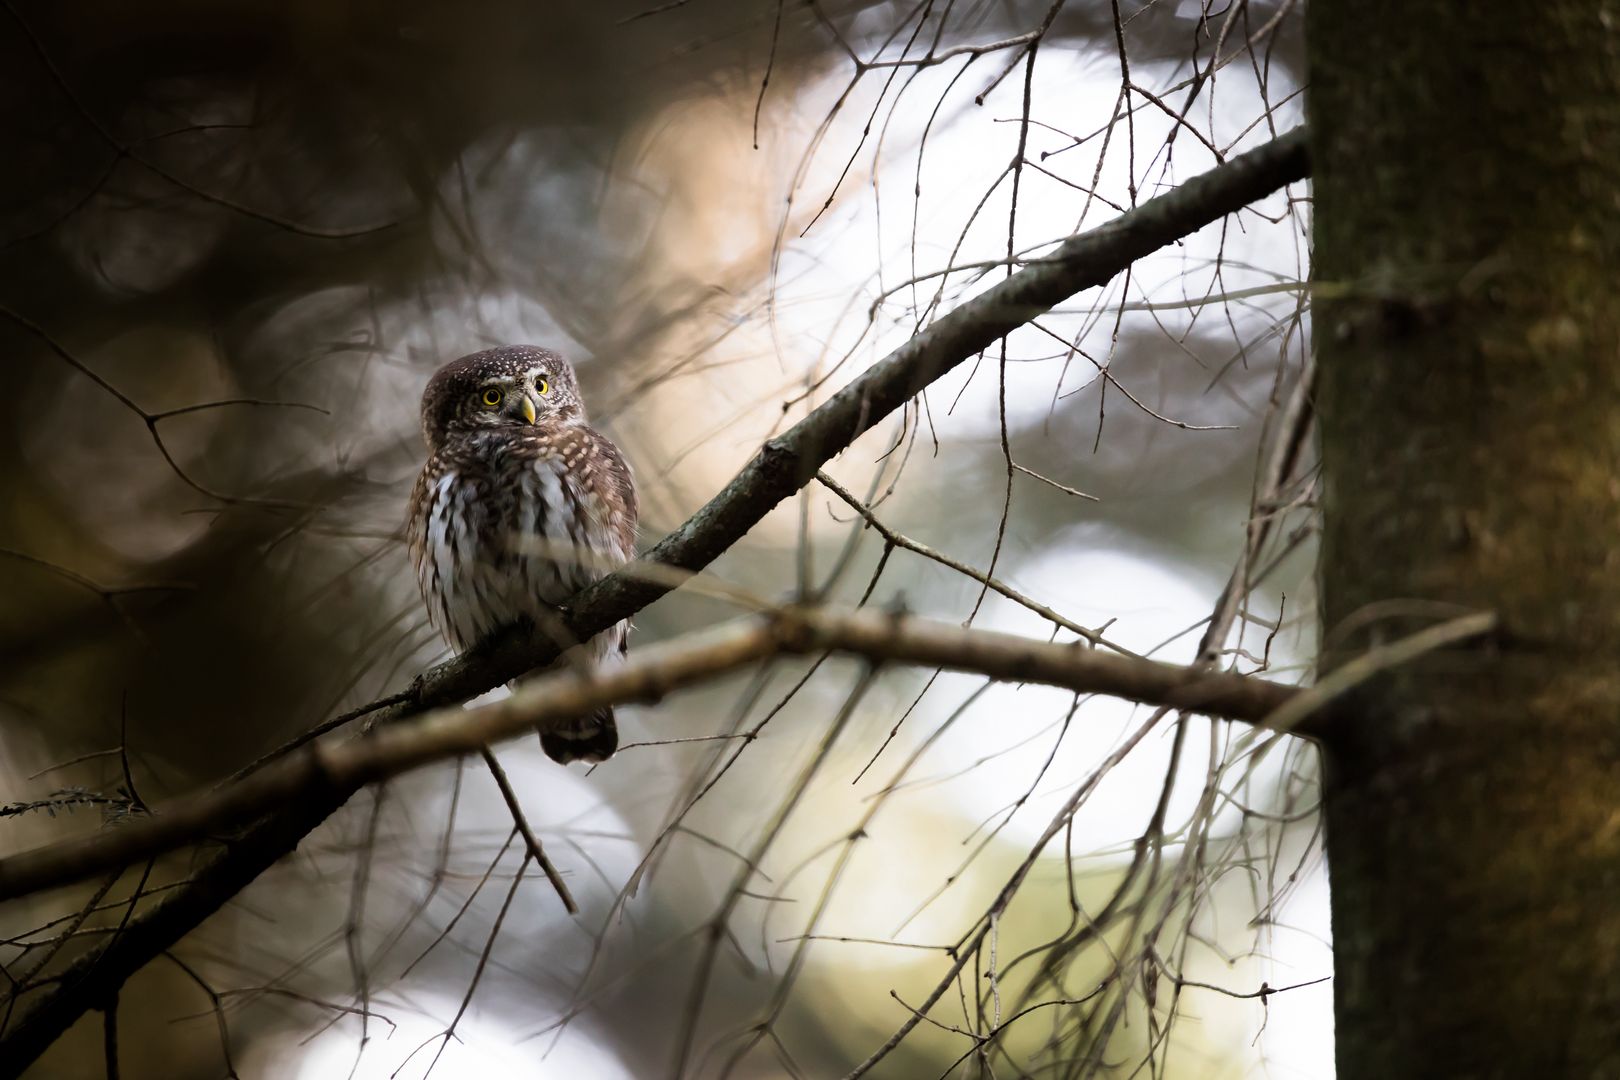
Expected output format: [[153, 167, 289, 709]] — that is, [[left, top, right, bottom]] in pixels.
[[420, 344, 587, 452]]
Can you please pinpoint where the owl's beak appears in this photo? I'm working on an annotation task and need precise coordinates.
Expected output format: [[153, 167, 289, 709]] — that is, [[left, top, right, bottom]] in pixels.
[[519, 394, 538, 425]]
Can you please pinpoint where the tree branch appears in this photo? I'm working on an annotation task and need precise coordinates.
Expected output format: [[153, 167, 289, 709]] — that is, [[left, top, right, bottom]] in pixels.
[[0, 126, 1309, 1075], [0, 608, 1299, 902]]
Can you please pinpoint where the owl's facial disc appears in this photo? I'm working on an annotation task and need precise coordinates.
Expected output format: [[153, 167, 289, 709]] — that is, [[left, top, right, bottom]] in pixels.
[[453, 364, 566, 436]]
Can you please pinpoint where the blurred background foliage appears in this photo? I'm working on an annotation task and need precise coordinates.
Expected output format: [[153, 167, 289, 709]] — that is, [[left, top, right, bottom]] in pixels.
[[0, 1, 1325, 1076]]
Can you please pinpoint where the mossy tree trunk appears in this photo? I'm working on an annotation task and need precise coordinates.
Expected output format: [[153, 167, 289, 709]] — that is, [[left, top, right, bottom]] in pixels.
[[1310, 3, 1620, 1075]]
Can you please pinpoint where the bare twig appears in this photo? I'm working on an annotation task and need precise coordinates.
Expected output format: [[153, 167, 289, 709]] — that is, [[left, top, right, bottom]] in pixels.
[[100, 991, 117, 1080], [478, 748, 578, 914], [815, 471, 1124, 652]]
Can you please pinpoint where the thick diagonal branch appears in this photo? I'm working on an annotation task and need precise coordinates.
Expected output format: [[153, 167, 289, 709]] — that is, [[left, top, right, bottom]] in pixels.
[[0, 127, 1309, 1074]]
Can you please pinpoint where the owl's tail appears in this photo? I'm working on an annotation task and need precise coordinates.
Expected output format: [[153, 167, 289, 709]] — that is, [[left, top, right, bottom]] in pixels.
[[541, 705, 619, 764]]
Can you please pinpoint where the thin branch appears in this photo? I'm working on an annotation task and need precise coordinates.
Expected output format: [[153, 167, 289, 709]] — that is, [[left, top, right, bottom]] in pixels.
[[1256, 610, 1497, 735], [100, 991, 117, 1080], [0, 607, 1300, 902], [478, 748, 578, 914], [161, 953, 239, 1078], [815, 471, 1121, 651]]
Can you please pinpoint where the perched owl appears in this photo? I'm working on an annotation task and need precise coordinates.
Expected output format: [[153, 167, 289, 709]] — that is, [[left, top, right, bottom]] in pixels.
[[407, 345, 637, 763]]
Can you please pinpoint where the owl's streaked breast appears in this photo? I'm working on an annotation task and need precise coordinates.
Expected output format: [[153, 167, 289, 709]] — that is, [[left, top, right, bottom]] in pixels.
[[409, 431, 632, 659]]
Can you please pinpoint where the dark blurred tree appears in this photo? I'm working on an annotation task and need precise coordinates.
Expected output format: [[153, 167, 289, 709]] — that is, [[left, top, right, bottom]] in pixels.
[[1311, 1, 1620, 1075]]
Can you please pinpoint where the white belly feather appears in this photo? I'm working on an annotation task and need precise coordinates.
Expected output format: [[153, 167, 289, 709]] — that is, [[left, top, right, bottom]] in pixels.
[[414, 457, 631, 667]]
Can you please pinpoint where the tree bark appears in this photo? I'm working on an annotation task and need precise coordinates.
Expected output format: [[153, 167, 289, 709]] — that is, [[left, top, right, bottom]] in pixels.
[[1311, 3, 1620, 1075]]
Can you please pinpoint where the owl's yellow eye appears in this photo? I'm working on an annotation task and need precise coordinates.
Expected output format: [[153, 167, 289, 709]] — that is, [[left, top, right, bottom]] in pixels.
[[480, 388, 503, 407], [536, 378, 550, 396]]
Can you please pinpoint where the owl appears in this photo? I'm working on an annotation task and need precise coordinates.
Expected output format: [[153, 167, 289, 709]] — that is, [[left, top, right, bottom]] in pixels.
[[407, 345, 638, 763]]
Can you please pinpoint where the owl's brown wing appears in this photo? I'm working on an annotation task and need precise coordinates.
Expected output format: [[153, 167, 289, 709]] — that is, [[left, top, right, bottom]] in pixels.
[[583, 426, 638, 560], [539, 426, 635, 764], [404, 457, 435, 564]]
